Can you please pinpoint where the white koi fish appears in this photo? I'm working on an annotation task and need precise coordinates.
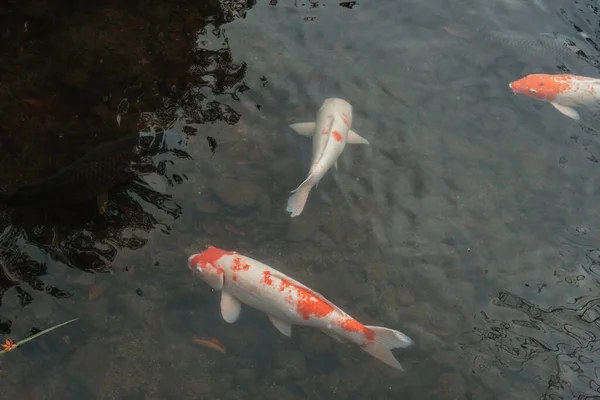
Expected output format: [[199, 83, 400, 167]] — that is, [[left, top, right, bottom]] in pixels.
[[188, 246, 413, 370], [287, 98, 370, 217], [509, 73, 600, 120]]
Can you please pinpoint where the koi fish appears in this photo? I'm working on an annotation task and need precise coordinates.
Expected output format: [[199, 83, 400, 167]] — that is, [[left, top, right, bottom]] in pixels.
[[0, 134, 166, 212], [188, 246, 413, 370], [487, 31, 597, 70], [509, 73, 600, 120], [287, 98, 370, 217]]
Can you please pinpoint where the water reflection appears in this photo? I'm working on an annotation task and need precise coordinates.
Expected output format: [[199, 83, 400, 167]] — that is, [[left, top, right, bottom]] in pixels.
[[0, 0, 256, 343], [461, 225, 600, 398], [0, 134, 186, 314]]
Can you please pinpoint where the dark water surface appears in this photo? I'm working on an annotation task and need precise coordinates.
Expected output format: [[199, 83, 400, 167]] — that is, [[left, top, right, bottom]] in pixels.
[[0, 0, 600, 398]]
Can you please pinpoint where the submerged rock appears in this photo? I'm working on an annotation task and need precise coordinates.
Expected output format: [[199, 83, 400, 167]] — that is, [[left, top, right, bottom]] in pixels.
[[211, 179, 263, 209], [286, 218, 319, 242], [275, 349, 307, 379]]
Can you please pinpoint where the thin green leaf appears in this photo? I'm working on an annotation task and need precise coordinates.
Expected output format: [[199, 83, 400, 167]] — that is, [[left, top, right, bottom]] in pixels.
[[0, 318, 79, 356]]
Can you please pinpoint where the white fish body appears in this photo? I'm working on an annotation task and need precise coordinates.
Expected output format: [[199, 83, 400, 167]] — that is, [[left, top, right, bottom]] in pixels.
[[188, 247, 412, 370], [554, 79, 600, 109], [287, 98, 370, 217]]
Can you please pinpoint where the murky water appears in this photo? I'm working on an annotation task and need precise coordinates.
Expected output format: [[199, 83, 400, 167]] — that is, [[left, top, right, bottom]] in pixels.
[[0, 0, 600, 398]]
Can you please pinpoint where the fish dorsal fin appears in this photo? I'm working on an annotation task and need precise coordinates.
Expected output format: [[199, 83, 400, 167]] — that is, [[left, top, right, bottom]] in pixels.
[[266, 268, 343, 313]]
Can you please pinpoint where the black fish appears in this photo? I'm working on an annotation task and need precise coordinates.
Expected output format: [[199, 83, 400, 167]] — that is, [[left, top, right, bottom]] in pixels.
[[0, 135, 150, 211], [484, 31, 600, 72]]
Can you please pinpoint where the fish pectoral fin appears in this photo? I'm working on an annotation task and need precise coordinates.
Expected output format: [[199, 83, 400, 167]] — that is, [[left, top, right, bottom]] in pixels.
[[220, 292, 241, 323], [347, 130, 370, 145], [289, 122, 316, 137], [268, 315, 292, 337], [550, 102, 580, 120], [204, 271, 224, 291]]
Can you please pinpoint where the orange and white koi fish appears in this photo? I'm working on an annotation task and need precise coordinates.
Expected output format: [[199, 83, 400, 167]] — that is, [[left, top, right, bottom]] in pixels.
[[287, 98, 370, 217], [188, 246, 412, 370], [509, 74, 600, 120]]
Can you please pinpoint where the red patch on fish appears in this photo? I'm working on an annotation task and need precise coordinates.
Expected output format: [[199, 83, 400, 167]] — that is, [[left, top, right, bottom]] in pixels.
[[190, 246, 235, 275], [279, 279, 334, 320], [509, 74, 575, 101], [262, 271, 273, 286], [341, 114, 349, 126], [230, 257, 250, 281], [232, 257, 251, 272], [339, 317, 375, 341], [332, 130, 343, 142]]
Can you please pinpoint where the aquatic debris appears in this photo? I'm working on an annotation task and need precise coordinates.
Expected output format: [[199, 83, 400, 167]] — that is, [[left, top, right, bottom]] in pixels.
[[207, 136, 218, 155], [0, 318, 78, 356], [443, 25, 473, 40], [22, 94, 57, 109], [1, 339, 15, 351], [224, 223, 245, 237], [339, 1, 358, 9], [88, 282, 108, 301], [192, 336, 226, 354]]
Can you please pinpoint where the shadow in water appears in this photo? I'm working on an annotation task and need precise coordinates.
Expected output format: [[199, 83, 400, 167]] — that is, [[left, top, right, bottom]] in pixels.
[[0, 0, 257, 336]]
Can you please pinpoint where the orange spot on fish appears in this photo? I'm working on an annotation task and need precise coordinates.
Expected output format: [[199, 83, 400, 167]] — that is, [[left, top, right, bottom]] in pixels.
[[279, 279, 334, 320], [332, 130, 343, 142], [232, 257, 251, 272], [339, 317, 375, 341], [262, 270, 273, 286], [321, 129, 328, 135], [232, 274, 238, 281], [341, 114, 349, 126], [190, 247, 234, 275]]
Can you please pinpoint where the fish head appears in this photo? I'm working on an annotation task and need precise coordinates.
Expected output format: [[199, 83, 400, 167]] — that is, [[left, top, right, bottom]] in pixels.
[[509, 74, 572, 101], [187, 246, 233, 290], [321, 98, 353, 117]]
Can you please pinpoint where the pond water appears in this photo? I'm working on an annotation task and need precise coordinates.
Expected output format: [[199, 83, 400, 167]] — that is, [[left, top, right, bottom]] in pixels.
[[0, 0, 599, 399]]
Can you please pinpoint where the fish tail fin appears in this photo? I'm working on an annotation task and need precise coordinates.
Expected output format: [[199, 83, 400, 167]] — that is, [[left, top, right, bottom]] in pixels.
[[361, 326, 413, 370], [286, 174, 315, 217]]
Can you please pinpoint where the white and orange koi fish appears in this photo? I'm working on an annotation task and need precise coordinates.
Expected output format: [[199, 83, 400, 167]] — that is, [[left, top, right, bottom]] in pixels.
[[287, 98, 370, 217], [188, 246, 412, 370], [509, 73, 600, 120]]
